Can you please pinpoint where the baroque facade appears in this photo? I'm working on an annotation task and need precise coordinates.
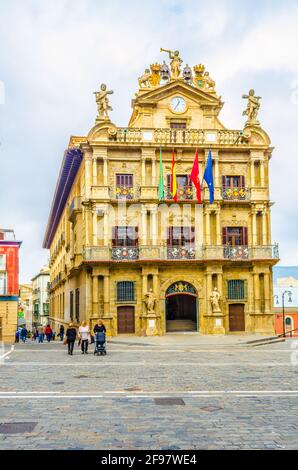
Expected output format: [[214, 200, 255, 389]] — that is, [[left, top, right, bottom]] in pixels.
[[43, 50, 279, 336]]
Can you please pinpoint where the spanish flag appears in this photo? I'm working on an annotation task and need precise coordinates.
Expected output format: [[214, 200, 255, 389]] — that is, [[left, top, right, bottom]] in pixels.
[[171, 149, 177, 202]]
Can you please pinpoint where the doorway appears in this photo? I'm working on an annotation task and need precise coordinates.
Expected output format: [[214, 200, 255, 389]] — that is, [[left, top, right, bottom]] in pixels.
[[229, 304, 245, 331], [117, 306, 135, 334], [166, 294, 197, 332]]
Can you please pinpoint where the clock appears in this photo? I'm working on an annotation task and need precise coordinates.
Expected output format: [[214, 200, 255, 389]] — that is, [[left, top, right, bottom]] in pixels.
[[170, 96, 187, 113]]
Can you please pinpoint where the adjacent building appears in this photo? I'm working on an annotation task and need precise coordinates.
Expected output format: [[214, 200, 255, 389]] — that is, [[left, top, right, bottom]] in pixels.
[[19, 284, 33, 330], [0, 229, 22, 342], [273, 266, 298, 336], [31, 267, 50, 326], [44, 50, 279, 336]]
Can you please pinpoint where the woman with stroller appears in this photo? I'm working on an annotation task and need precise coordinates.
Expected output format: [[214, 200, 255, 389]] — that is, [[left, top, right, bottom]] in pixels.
[[93, 320, 106, 355]]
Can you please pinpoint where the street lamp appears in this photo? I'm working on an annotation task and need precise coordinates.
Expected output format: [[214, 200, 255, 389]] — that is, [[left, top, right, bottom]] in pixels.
[[279, 290, 292, 337]]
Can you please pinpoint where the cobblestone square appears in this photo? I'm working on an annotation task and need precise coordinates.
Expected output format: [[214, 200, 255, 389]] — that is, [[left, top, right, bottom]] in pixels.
[[0, 336, 297, 450]]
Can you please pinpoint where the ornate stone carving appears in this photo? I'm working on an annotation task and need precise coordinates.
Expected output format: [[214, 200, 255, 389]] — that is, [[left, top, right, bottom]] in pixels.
[[210, 287, 221, 313], [144, 289, 156, 314], [242, 89, 261, 125], [160, 48, 183, 78], [94, 84, 113, 120]]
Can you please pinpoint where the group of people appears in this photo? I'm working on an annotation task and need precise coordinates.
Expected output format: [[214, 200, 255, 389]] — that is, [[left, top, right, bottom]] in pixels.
[[15, 324, 66, 344], [65, 320, 106, 355]]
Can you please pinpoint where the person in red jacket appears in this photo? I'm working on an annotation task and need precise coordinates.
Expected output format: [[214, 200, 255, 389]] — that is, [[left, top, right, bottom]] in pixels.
[[44, 324, 53, 342]]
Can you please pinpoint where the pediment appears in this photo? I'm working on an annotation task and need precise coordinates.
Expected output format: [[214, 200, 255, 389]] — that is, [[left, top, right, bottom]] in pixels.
[[134, 80, 222, 108]]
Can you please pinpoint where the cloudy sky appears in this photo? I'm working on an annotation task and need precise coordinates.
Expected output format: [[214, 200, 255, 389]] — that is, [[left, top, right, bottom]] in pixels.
[[0, 0, 298, 282]]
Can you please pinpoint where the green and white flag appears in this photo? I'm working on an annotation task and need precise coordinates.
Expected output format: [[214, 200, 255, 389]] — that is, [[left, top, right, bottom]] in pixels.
[[158, 147, 164, 201]]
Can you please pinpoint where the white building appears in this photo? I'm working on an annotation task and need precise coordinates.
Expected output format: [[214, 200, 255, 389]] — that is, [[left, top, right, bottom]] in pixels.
[[31, 267, 50, 326]]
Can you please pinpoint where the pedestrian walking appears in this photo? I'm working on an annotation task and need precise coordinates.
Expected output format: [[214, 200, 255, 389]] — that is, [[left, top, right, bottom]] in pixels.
[[59, 324, 65, 342], [65, 322, 77, 355], [44, 324, 53, 342], [20, 326, 28, 343], [78, 321, 90, 354], [37, 325, 45, 343]]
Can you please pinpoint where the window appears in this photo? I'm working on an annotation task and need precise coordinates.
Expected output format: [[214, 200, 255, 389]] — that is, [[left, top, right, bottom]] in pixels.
[[112, 227, 138, 247], [117, 281, 135, 302], [116, 174, 133, 187], [222, 176, 245, 188], [70, 291, 74, 321], [0, 273, 6, 295], [43, 303, 49, 315], [228, 280, 247, 300], [0, 255, 6, 271], [222, 227, 248, 246], [167, 227, 195, 247], [75, 289, 80, 322]]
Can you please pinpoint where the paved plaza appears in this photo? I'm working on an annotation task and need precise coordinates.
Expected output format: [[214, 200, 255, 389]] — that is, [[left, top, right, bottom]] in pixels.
[[0, 335, 298, 450]]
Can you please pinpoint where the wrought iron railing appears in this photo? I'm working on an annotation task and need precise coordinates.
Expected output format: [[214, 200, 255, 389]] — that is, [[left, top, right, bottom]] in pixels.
[[165, 185, 194, 201], [222, 186, 250, 201], [82, 244, 279, 261], [109, 186, 140, 200]]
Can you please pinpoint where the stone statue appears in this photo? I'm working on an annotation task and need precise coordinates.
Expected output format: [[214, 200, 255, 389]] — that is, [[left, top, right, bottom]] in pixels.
[[203, 71, 216, 91], [183, 64, 193, 85], [210, 287, 221, 313], [160, 61, 171, 82], [144, 288, 156, 314], [138, 68, 152, 88], [160, 48, 183, 78], [242, 89, 261, 124], [150, 63, 161, 86], [94, 83, 114, 120]]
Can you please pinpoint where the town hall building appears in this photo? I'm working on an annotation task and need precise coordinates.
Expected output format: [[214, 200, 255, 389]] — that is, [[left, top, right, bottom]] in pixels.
[[43, 49, 279, 336]]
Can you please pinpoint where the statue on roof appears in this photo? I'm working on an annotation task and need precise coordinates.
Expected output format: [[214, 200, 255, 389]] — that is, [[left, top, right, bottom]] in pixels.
[[138, 68, 152, 88], [160, 48, 183, 78], [160, 61, 171, 82], [242, 89, 261, 125], [94, 83, 113, 120], [182, 64, 193, 85]]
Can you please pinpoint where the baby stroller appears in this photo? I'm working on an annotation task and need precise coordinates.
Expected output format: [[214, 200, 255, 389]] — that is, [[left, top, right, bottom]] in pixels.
[[94, 331, 107, 356]]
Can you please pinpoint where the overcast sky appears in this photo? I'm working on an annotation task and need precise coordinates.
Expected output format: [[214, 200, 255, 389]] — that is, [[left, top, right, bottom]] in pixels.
[[1, 0, 298, 283]]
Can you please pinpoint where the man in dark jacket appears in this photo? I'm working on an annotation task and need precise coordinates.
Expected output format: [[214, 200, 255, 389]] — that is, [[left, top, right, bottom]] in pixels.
[[59, 324, 65, 342], [66, 323, 77, 355]]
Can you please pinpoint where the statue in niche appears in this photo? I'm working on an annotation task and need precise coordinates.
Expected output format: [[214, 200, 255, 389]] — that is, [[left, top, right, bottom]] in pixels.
[[144, 288, 156, 314], [210, 287, 221, 313]]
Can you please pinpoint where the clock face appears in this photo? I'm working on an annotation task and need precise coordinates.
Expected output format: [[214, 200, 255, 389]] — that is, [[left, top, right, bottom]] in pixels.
[[170, 96, 187, 113]]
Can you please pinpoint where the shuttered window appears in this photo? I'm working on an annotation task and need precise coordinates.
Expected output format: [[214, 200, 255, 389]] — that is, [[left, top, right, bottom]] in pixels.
[[227, 280, 247, 299], [222, 227, 248, 246], [167, 227, 195, 246], [112, 227, 139, 247], [116, 174, 133, 187], [222, 176, 245, 188], [117, 281, 135, 302]]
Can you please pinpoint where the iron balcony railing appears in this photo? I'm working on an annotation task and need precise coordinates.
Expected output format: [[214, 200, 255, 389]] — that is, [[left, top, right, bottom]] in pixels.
[[165, 185, 194, 201], [83, 244, 279, 262], [109, 185, 140, 200], [222, 186, 250, 201]]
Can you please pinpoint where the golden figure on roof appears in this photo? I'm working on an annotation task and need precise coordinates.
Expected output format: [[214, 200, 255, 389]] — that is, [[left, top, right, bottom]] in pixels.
[[160, 48, 183, 78], [94, 83, 113, 120], [242, 89, 261, 125]]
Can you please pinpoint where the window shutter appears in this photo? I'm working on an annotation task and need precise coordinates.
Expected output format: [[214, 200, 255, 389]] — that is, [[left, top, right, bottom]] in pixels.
[[222, 227, 228, 245], [167, 227, 172, 246], [167, 174, 171, 190], [240, 175, 245, 188], [190, 226, 195, 245], [244, 280, 248, 299], [112, 227, 117, 246], [242, 227, 248, 246], [222, 176, 227, 187], [134, 226, 139, 246]]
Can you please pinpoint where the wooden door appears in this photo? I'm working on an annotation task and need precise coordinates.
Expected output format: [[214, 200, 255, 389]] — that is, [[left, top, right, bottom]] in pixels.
[[117, 306, 135, 334], [229, 304, 245, 331]]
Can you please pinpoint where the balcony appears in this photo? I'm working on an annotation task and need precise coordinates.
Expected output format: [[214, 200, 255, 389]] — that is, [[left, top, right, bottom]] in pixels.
[[114, 128, 247, 146], [165, 185, 194, 201], [82, 244, 279, 262], [68, 197, 82, 222], [109, 186, 140, 201], [222, 187, 250, 201]]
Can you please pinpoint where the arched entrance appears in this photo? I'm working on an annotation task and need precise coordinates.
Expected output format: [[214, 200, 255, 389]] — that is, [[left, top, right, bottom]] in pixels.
[[165, 281, 197, 332]]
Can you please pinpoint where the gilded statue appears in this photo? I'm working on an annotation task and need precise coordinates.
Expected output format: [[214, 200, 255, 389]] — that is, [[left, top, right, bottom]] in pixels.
[[210, 287, 221, 313], [160, 48, 183, 78], [242, 89, 261, 123], [94, 83, 113, 119], [150, 63, 161, 86], [138, 68, 152, 88], [203, 71, 215, 91], [144, 288, 156, 314]]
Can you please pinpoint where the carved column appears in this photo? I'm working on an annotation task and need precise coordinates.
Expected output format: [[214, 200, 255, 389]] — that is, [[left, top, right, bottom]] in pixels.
[[215, 210, 221, 245], [85, 157, 92, 199], [260, 160, 265, 187], [253, 273, 260, 313], [251, 209, 257, 246], [152, 156, 157, 186], [103, 274, 110, 317], [103, 210, 109, 246], [92, 210, 98, 246], [205, 209, 211, 245], [92, 274, 99, 317], [151, 207, 158, 246], [103, 157, 108, 186], [262, 210, 267, 245], [92, 157, 98, 186], [141, 207, 147, 245], [141, 158, 146, 186], [264, 273, 270, 313], [250, 161, 255, 187]]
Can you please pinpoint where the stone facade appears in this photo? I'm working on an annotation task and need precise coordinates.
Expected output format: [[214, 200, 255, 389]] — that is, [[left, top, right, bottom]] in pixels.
[[44, 52, 279, 336]]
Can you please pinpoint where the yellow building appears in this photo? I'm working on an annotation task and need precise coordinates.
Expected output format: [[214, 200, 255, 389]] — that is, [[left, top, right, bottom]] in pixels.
[[43, 51, 279, 336]]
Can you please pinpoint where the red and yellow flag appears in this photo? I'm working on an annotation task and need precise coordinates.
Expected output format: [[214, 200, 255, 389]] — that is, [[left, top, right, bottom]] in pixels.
[[171, 149, 177, 202], [190, 148, 202, 203]]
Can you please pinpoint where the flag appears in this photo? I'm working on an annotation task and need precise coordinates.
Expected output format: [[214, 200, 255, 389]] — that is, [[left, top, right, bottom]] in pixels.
[[171, 149, 177, 202], [203, 148, 214, 204], [190, 148, 202, 203], [158, 147, 164, 201]]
